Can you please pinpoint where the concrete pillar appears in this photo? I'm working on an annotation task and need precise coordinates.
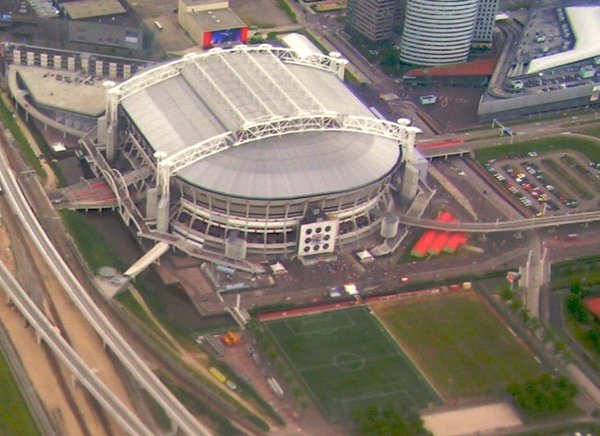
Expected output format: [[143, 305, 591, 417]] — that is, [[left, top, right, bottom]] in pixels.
[[67, 57, 75, 71], [40, 53, 48, 68], [81, 57, 89, 73], [400, 163, 419, 203], [97, 116, 107, 145], [95, 60, 103, 77], [106, 122, 117, 162], [401, 127, 420, 164], [108, 62, 117, 79], [156, 195, 170, 232], [123, 64, 132, 79], [146, 187, 158, 219], [53, 55, 62, 69], [13, 50, 21, 65]]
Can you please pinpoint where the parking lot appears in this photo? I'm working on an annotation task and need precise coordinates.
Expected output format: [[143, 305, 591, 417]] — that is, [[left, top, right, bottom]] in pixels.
[[483, 150, 600, 217]]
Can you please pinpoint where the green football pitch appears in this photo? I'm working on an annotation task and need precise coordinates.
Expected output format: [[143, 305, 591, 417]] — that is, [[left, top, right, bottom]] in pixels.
[[374, 291, 545, 399], [265, 307, 441, 422]]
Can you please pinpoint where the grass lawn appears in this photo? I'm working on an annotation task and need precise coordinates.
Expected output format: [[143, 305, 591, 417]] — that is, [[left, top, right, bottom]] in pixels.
[[474, 136, 600, 163], [373, 291, 545, 399], [0, 351, 39, 435], [265, 307, 440, 422]]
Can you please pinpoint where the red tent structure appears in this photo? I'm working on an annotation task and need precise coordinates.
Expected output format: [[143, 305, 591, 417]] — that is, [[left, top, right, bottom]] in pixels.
[[411, 211, 468, 257]]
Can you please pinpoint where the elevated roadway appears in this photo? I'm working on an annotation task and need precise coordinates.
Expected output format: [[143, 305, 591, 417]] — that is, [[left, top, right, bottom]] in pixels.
[[397, 210, 600, 232], [0, 147, 211, 435], [0, 259, 154, 436]]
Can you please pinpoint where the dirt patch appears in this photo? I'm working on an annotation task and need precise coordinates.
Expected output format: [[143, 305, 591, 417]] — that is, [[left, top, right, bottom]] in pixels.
[[422, 402, 522, 436]]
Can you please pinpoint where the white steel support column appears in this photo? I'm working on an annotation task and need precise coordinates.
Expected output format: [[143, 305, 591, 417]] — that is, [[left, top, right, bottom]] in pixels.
[[105, 84, 119, 162], [154, 151, 171, 232], [401, 125, 419, 163]]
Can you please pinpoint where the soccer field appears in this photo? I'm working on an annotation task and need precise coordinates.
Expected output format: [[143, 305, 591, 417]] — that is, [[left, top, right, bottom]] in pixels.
[[265, 307, 441, 422], [374, 291, 545, 399]]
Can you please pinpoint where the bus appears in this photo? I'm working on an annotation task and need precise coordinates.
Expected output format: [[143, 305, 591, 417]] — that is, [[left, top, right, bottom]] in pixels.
[[209, 367, 227, 383]]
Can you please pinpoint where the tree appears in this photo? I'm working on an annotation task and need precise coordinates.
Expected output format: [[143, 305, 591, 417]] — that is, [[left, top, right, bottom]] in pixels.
[[508, 374, 578, 418], [353, 404, 431, 436], [585, 325, 600, 353], [501, 287, 514, 301], [379, 47, 399, 69]]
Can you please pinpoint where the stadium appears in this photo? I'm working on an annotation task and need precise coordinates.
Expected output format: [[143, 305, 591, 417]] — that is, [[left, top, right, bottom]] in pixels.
[[84, 44, 421, 262]]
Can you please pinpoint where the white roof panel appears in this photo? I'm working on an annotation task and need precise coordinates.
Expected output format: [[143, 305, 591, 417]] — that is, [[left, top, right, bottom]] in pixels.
[[281, 33, 323, 59], [122, 75, 225, 155], [527, 6, 600, 74], [287, 64, 373, 117], [120, 48, 400, 199], [177, 131, 400, 199]]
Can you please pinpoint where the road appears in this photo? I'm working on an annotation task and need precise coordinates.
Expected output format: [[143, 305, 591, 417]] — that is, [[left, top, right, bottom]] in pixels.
[[397, 209, 600, 232], [0, 257, 154, 436], [0, 142, 212, 435]]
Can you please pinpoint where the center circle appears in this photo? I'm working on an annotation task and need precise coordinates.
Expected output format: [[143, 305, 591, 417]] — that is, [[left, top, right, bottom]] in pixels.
[[333, 353, 365, 372]]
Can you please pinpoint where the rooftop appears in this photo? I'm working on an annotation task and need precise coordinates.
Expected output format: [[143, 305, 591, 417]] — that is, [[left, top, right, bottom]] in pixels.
[[121, 48, 399, 199], [527, 6, 600, 75], [188, 8, 246, 32], [17, 66, 107, 117], [406, 57, 498, 78], [63, 0, 126, 20], [281, 33, 323, 59]]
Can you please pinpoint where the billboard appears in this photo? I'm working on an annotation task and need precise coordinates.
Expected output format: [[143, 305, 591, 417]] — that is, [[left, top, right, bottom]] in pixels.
[[297, 220, 338, 257], [202, 27, 248, 48]]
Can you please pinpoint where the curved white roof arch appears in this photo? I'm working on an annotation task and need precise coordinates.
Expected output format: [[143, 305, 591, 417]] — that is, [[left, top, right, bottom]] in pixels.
[[109, 45, 418, 199]]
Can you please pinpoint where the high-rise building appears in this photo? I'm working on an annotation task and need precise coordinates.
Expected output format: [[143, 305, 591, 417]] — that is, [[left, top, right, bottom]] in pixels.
[[399, 0, 479, 66], [346, 0, 399, 43], [473, 0, 499, 46]]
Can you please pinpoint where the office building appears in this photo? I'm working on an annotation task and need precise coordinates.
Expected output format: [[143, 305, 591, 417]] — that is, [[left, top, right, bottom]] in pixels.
[[473, 0, 499, 46], [399, 0, 479, 66], [346, 0, 399, 43]]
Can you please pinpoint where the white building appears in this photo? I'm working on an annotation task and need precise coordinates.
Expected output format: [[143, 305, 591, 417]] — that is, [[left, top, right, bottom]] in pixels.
[[399, 0, 479, 66]]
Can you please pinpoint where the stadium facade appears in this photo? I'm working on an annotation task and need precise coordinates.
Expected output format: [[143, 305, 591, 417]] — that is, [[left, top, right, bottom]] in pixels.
[[84, 45, 420, 262]]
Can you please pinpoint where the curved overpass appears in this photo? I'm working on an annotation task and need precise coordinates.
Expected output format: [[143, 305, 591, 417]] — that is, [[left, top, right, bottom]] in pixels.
[[0, 146, 211, 434], [0, 260, 154, 436], [397, 211, 600, 232]]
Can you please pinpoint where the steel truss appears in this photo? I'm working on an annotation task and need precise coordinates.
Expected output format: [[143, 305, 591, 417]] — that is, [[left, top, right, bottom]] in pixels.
[[157, 114, 420, 197], [106, 45, 348, 121]]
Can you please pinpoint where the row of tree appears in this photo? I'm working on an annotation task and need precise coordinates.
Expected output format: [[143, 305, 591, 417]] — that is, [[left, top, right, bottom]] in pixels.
[[353, 404, 430, 436]]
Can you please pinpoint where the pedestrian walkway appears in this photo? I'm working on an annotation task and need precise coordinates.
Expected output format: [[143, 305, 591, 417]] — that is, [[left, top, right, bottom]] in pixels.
[[428, 166, 478, 219]]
